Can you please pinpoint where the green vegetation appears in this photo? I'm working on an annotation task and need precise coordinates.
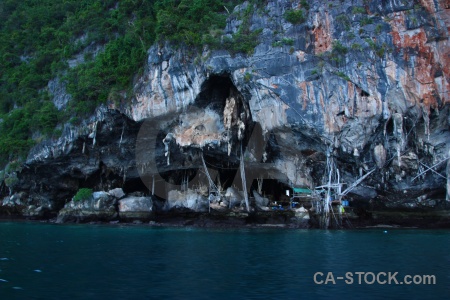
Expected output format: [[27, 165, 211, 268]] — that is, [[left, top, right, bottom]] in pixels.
[[336, 71, 350, 81], [360, 16, 373, 26], [352, 6, 366, 14], [284, 9, 306, 24], [376, 43, 389, 58], [375, 24, 383, 35], [365, 38, 377, 50], [221, 3, 262, 55], [365, 38, 390, 58], [335, 15, 351, 31], [332, 41, 348, 55], [4, 176, 19, 188], [73, 188, 93, 202], [244, 72, 252, 83], [300, 0, 310, 10], [317, 60, 325, 71], [0, 0, 246, 165], [156, 0, 235, 48], [272, 38, 294, 47], [0, 0, 156, 164], [222, 28, 262, 55], [351, 43, 363, 51], [328, 40, 349, 66]]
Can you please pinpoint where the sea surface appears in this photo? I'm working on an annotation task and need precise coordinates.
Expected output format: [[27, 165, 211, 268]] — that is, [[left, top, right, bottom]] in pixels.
[[0, 221, 448, 299]]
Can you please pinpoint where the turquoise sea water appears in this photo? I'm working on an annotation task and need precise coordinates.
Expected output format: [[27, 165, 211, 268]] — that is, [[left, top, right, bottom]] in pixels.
[[0, 222, 448, 299]]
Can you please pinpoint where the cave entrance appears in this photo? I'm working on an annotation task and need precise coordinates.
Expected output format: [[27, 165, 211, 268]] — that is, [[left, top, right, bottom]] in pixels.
[[152, 73, 260, 201], [122, 177, 152, 195], [250, 179, 291, 207], [195, 75, 235, 110]]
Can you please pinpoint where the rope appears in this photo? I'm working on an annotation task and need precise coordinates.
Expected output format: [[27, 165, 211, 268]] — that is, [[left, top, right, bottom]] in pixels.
[[201, 153, 218, 193]]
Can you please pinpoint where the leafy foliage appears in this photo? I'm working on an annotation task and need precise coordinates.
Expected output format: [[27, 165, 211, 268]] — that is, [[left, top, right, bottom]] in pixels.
[[284, 9, 306, 24], [351, 43, 363, 51], [272, 38, 294, 47], [332, 41, 348, 55], [219, 2, 262, 55], [0, 0, 157, 163], [336, 71, 350, 81], [222, 29, 263, 55], [156, 0, 235, 48], [336, 15, 351, 31], [73, 188, 93, 202], [300, 0, 310, 10], [351, 6, 366, 14], [360, 16, 373, 26], [0, 0, 247, 164]]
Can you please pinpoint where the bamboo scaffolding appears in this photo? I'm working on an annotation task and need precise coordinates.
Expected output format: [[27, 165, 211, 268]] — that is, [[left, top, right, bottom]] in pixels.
[[201, 153, 218, 193], [419, 162, 446, 179], [412, 157, 449, 181], [340, 168, 376, 197]]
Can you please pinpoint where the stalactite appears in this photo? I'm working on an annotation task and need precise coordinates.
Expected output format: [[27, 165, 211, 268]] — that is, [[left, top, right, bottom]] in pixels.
[[223, 95, 238, 156], [423, 107, 430, 142], [237, 119, 245, 141], [257, 178, 263, 194], [163, 133, 173, 166], [393, 113, 404, 167], [119, 124, 124, 146], [374, 144, 387, 168], [92, 121, 98, 147]]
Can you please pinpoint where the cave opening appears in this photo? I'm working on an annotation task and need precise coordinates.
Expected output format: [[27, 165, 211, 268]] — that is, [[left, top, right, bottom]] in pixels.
[[250, 179, 291, 205], [122, 177, 151, 195], [195, 74, 235, 110], [153, 72, 260, 197], [360, 89, 370, 97]]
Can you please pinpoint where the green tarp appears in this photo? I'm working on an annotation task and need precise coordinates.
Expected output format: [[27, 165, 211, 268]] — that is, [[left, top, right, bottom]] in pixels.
[[293, 187, 312, 194]]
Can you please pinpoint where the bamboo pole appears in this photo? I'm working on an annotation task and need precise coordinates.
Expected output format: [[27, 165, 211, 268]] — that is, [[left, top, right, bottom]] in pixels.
[[419, 162, 446, 179], [152, 175, 155, 196], [412, 157, 449, 182], [447, 155, 450, 201], [340, 168, 376, 197], [240, 143, 250, 212]]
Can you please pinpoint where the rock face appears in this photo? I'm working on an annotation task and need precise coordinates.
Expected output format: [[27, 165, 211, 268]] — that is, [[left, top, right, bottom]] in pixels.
[[225, 187, 244, 208], [253, 191, 269, 208], [1, 0, 449, 224], [118, 196, 153, 220], [56, 192, 118, 223], [166, 190, 208, 212]]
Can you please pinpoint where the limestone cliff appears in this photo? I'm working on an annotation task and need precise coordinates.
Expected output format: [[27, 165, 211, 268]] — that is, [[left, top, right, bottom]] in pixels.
[[2, 0, 449, 223]]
